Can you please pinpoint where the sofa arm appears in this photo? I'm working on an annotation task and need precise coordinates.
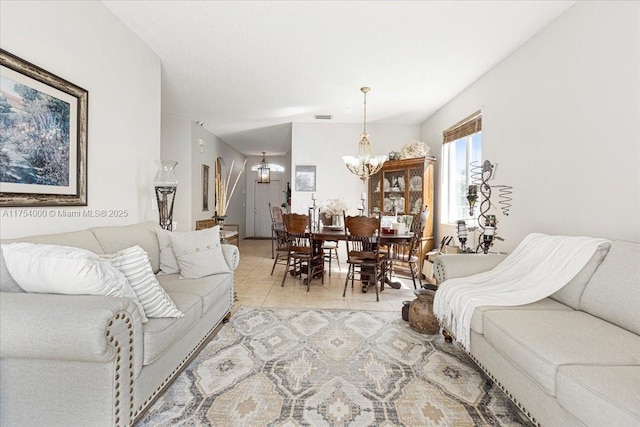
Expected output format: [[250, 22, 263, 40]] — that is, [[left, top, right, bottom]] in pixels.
[[222, 243, 240, 270], [434, 254, 507, 284], [1, 292, 143, 426], [0, 292, 143, 371]]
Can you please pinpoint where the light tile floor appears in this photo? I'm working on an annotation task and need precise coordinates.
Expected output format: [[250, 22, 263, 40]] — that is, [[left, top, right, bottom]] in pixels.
[[233, 239, 421, 314]]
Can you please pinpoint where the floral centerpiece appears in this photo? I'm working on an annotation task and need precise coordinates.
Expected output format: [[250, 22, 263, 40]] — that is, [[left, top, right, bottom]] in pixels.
[[321, 198, 349, 226]]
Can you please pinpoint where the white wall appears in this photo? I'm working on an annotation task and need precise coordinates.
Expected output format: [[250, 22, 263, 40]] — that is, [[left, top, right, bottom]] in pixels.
[[421, 0, 640, 252], [0, 1, 161, 239], [160, 114, 192, 232], [291, 122, 420, 215], [161, 115, 246, 234]]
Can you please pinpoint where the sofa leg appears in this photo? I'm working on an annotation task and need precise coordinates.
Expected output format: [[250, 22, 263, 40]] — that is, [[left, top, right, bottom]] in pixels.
[[222, 312, 231, 324], [443, 329, 453, 343]]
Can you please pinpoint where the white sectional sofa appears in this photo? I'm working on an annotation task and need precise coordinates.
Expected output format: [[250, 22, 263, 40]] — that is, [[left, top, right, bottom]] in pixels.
[[434, 240, 640, 426], [0, 221, 239, 426]]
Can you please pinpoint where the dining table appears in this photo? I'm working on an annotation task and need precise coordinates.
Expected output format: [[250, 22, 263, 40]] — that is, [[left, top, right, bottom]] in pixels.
[[310, 227, 415, 290]]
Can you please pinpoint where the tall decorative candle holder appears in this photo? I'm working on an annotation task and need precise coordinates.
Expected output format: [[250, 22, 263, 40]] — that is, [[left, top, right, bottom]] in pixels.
[[154, 160, 178, 231], [309, 193, 318, 230], [467, 160, 513, 253], [456, 220, 468, 251], [357, 192, 366, 216]]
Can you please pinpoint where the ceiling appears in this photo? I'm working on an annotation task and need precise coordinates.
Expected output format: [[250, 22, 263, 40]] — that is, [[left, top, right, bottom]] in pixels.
[[102, 0, 575, 156]]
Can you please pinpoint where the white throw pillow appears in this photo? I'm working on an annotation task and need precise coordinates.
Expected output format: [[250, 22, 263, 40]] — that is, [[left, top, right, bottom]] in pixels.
[[102, 246, 183, 318], [168, 226, 231, 279], [1, 243, 147, 322], [0, 246, 23, 293], [155, 227, 180, 275]]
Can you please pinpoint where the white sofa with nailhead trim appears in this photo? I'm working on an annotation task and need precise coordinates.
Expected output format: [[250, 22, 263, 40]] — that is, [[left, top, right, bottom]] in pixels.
[[0, 221, 239, 426], [434, 240, 640, 426]]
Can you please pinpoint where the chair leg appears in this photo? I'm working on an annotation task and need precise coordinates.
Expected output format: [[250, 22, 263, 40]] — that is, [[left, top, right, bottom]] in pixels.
[[410, 261, 417, 289], [328, 250, 332, 276], [334, 248, 341, 271], [281, 255, 292, 287], [343, 265, 352, 297], [411, 261, 422, 288], [374, 265, 380, 302], [352, 265, 357, 289], [270, 252, 280, 275], [306, 258, 311, 292]]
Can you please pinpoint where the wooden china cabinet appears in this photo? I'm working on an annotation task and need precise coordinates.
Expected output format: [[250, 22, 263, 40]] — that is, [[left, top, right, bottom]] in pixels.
[[368, 156, 436, 256]]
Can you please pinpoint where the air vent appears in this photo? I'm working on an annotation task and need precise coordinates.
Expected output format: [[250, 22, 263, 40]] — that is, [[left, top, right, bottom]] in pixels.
[[314, 114, 333, 120]]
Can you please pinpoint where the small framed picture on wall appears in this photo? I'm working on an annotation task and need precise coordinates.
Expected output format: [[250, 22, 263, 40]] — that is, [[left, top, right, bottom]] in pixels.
[[202, 164, 209, 211], [295, 165, 316, 192]]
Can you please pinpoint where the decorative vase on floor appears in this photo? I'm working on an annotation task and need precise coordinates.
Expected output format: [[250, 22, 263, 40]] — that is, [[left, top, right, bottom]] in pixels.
[[154, 160, 179, 230], [409, 289, 439, 334]]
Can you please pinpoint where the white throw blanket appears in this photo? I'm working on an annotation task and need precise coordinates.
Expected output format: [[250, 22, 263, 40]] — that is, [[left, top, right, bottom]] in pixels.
[[434, 233, 610, 349]]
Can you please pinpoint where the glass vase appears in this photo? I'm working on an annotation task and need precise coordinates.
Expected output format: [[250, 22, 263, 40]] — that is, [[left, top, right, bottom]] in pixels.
[[153, 160, 179, 187], [154, 160, 178, 230]]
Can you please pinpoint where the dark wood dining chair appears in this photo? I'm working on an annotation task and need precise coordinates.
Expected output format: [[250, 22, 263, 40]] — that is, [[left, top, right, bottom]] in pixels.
[[269, 202, 285, 259], [281, 213, 324, 291], [319, 211, 341, 275], [343, 214, 386, 301], [385, 219, 424, 288], [271, 226, 291, 275]]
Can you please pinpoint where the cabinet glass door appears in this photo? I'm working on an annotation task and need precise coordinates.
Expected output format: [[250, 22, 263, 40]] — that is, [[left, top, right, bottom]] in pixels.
[[382, 169, 406, 214], [369, 175, 382, 214], [407, 167, 423, 214]]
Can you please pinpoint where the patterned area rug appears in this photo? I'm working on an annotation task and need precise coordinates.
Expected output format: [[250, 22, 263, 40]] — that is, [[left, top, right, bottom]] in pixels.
[[136, 307, 531, 426]]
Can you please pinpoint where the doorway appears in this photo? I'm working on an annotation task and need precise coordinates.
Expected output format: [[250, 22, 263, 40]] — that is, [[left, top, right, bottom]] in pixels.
[[254, 179, 282, 238]]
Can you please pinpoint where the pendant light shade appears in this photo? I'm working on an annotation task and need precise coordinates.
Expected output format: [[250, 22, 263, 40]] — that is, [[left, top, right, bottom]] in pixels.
[[258, 152, 270, 183]]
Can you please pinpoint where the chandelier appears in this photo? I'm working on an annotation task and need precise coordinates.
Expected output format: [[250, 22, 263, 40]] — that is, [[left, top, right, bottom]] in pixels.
[[342, 87, 387, 181], [257, 152, 270, 183]]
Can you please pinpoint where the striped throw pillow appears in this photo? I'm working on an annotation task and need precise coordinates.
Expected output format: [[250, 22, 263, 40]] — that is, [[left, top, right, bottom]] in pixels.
[[103, 246, 183, 318]]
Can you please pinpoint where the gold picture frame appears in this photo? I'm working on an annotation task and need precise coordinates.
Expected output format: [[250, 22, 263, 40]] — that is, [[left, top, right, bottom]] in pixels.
[[0, 49, 88, 206]]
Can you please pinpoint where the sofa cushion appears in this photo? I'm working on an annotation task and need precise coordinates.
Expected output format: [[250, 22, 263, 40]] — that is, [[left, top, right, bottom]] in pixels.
[[556, 365, 640, 427], [157, 272, 232, 314], [470, 297, 571, 334], [142, 292, 202, 365], [550, 242, 610, 309], [1, 229, 104, 254], [579, 240, 640, 335], [91, 222, 161, 274], [168, 227, 231, 279], [1, 243, 146, 323], [155, 227, 180, 275], [102, 246, 183, 319], [483, 310, 640, 396], [0, 246, 23, 293]]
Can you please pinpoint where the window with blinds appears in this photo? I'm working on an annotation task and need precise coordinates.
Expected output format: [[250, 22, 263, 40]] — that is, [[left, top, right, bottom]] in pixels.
[[441, 110, 482, 223]]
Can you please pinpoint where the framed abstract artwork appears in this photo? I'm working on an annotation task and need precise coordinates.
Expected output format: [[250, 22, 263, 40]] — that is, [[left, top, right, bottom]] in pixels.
[[0, 49, 88, 206], [295, 165, 316, 192]]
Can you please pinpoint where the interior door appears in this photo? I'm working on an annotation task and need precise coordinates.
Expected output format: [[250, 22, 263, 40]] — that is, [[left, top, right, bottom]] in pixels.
[[254, 179, 282, 237]]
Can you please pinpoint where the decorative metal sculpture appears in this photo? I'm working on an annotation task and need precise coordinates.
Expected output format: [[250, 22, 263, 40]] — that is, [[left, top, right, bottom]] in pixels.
[[466, 160, 513, 254]]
